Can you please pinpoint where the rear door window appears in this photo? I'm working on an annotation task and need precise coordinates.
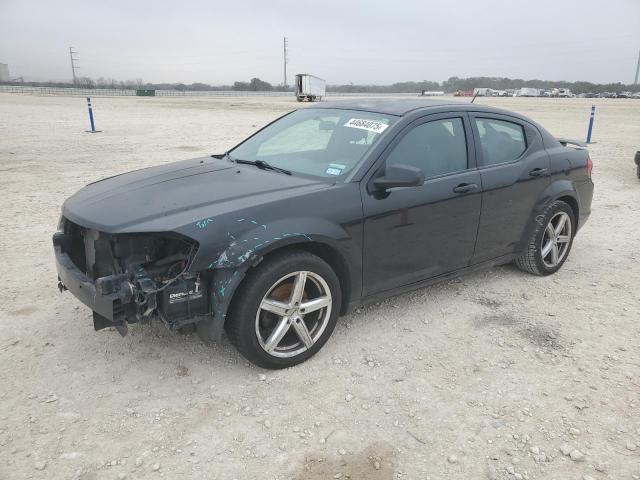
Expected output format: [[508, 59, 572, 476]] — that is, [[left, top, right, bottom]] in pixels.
[[474, 118, 527, 166]]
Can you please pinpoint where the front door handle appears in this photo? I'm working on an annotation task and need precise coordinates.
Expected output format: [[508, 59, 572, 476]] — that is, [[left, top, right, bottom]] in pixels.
[[529, 168, 548, 177], [453, 183, 478, 194]]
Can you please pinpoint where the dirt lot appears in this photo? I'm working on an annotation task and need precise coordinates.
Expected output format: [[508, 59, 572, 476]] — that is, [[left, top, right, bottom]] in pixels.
[[0, 93, 639, 480]]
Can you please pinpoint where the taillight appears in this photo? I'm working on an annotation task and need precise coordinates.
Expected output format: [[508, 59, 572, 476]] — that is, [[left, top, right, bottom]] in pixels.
[[587, 156, 593, 177]]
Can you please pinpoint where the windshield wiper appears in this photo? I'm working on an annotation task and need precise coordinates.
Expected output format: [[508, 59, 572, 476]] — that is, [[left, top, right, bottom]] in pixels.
[[234, 158, 292, 175]]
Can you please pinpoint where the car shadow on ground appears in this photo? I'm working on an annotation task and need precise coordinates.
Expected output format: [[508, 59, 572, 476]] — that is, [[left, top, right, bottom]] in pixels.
[[76, 262, 544, 374]]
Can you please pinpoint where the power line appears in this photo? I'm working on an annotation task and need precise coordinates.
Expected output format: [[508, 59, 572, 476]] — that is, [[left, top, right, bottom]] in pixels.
[[69, 47, 79, 85]]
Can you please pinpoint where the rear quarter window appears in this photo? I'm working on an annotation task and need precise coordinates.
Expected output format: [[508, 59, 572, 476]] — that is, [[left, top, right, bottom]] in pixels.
[[475, 118, 527, 166]]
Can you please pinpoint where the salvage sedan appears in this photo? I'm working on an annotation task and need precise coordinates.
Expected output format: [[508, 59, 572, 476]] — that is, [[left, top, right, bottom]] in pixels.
[[54, 99, 594, 368]]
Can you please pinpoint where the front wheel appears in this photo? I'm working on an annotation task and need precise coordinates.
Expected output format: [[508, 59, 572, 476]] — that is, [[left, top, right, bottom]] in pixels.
[[226, 250, 341, 369], [516, 200, 575, 276]]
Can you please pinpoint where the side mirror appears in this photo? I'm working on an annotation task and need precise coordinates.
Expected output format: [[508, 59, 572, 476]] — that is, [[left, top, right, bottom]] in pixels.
[[372, 164, 425, 191]]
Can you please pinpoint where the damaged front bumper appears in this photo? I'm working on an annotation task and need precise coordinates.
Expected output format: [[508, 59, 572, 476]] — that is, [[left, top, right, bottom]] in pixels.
[[53, 220, 211, 336], [54, 232, 133, 335]]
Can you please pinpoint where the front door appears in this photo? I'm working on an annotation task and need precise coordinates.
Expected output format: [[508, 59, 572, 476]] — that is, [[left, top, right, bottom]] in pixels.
[[361, 114, 482, 296]]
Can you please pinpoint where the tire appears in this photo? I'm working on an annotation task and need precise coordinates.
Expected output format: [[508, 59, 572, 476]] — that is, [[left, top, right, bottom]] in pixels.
[[636, 164, 640, 179], [515, 200, 576, 276], [226, 250, 341, 369]]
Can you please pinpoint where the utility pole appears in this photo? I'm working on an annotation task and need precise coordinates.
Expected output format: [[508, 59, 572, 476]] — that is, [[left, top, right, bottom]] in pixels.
[[69, 47, 79, 86], [283, 37, 288, 89], [635, 48, 640, 85]]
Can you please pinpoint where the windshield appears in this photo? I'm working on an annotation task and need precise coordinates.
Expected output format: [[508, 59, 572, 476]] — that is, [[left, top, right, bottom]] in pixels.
[[229, 108, 398, 179]]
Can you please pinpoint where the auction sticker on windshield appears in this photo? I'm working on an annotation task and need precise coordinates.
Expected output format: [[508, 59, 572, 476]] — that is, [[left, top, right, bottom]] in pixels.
[[344, 118, 389, 134]]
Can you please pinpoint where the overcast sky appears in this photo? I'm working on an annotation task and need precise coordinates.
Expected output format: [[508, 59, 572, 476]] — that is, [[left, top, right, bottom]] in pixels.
[[1, 0, 639, 85]]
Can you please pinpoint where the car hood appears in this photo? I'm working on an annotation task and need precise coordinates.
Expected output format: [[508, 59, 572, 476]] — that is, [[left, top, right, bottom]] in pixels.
[[62, 157, 329, 233]]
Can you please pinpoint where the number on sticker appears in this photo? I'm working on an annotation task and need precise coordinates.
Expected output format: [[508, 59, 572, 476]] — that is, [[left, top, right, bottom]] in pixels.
[[344, 118, 389, 134]]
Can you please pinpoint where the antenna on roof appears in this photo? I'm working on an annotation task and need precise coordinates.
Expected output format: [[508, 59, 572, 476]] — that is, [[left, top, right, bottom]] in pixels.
[[470, 92, 478, 103]]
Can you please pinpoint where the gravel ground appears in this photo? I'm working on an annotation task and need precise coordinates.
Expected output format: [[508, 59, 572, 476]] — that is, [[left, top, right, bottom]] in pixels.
[[0, 93, 639, 480]]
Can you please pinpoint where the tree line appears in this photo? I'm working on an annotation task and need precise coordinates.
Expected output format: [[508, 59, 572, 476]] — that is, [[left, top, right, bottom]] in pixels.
[[1, 76, 638, 94]]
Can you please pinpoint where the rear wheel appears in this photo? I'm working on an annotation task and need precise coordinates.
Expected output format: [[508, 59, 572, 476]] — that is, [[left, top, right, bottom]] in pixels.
[[516, 200, 575, 276], [226, 250, 341, 369]]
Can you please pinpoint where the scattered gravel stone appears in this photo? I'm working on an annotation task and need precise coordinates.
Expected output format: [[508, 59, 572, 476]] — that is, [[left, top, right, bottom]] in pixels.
[[118, 474, 127, 480], [569, 449, 584, 461], [559, 443, 573, 456], [34, 460, 47, 470], [258, 374, 266, 381], [447, 454, 458, 464], [338, 448, 347, 455], [486, 463, 498, 480], [345, 394, 354, 402], [626, 442, 637, 451], [134, 458, 143, 467], [373, 460, 381, 470], [152, 463, 160, 471], [44, 394, 58, 403], [593, 463, 607, 472]]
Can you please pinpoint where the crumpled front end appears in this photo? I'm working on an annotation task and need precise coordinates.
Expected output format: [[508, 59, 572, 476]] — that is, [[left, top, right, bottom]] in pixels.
[[54, 216, 209, 335]]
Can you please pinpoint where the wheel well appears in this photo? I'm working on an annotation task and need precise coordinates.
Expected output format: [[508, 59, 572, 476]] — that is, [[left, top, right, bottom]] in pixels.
[[557, 195, 579, 225], [257, 242, 352, 315]]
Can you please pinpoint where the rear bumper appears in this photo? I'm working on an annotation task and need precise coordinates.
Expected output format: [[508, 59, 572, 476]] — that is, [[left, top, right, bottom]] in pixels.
[[576, 179, 594, 231], [53, 233, 120, 321]]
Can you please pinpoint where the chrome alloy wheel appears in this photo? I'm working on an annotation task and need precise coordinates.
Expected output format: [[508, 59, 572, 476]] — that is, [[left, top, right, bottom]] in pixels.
[[541, 211, 572, 268], [255, 271, 332, 358]]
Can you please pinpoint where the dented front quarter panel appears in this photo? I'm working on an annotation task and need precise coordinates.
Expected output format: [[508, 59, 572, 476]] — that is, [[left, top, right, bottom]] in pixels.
[[172, 180, 365, 336]]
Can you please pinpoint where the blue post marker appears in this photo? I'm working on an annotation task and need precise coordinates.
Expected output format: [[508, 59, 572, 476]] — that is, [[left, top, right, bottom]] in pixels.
[[85, 97, 101, 133], [586, 104, 595, 143]]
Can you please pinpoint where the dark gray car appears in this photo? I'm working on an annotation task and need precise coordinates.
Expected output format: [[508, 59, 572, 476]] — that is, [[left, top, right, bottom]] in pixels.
[[54, 99, 594, 368]]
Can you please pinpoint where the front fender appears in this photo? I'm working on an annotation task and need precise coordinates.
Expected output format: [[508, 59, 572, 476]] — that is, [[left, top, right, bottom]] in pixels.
[[215, 220, 348, 268], [195, 217, 357, 342]]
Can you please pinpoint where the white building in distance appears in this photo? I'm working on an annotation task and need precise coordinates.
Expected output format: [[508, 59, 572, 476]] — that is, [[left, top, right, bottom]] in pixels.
[[0, 63, 10, 82]]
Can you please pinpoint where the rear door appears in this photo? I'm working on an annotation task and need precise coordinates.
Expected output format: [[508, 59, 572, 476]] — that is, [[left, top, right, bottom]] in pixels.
[[361, 113, 482, 295], [469, 113, 550, 263]]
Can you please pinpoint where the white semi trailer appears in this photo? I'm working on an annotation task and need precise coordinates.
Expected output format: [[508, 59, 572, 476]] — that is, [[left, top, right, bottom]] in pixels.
[[295, 74, 326, 102]]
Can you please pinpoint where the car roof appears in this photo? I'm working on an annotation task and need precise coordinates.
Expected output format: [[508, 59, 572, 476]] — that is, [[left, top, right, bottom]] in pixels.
[[309, 98, 466, 116]]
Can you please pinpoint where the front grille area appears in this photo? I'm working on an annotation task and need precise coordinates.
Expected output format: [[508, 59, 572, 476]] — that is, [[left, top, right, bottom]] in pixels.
[[63, 218, 88, 274]]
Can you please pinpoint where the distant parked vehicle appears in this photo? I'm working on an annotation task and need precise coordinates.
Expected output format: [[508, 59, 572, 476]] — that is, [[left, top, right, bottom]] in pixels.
[[555, 88, 572, 98], [295, 74, 326, 102], [518, 88, 539, 97], [617, 92, 632, 99], [473, 88, 494, 97]]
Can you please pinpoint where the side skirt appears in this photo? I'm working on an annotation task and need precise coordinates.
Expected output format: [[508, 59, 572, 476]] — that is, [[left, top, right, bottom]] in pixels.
[[358, 253, 518, 308]]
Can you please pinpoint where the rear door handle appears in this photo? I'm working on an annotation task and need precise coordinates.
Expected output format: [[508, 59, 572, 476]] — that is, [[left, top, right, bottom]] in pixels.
[[529, 168, 548, 177], [453, 183, 478, 194]]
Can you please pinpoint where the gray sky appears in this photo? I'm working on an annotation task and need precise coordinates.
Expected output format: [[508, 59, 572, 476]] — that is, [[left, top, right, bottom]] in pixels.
[[1, 0, 639, 85]]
